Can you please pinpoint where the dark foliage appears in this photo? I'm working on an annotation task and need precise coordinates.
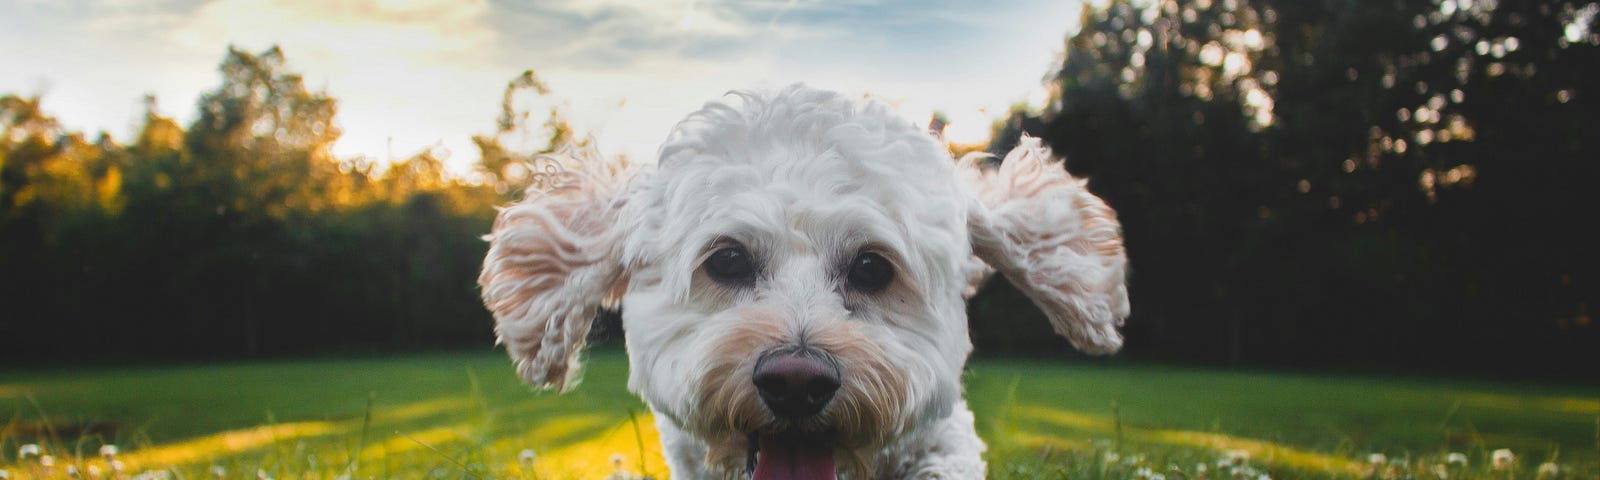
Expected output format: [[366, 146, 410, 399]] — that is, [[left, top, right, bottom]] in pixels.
[[971, 0, 1598, 378]]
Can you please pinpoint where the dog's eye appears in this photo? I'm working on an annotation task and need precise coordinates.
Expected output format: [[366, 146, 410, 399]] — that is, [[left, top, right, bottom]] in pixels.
[[705, 246, 757, 285], [846, 252, 894, 292]]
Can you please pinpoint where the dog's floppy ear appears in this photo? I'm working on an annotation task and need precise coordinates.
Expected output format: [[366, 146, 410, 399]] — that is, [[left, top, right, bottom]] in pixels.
[[479, 143, 631, 391], [962, 135, 1129, 354]]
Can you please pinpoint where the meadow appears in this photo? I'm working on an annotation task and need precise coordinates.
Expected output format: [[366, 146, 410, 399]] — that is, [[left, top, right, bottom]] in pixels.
[[1, 349, 1595, 479]]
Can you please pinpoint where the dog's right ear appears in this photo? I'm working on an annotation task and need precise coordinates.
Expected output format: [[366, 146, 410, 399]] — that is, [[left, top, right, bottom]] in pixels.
[[479, 143, 632, 391], [961, 136, 1130, 355]]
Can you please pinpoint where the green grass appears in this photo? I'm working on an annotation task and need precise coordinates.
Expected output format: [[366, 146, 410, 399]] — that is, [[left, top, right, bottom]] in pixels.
[[1, 349, 1595, 479], [967, 359, 1598, 479]]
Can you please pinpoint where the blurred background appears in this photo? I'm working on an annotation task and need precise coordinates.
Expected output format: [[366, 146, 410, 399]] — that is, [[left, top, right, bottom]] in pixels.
[[1, 0, 1594, 380]]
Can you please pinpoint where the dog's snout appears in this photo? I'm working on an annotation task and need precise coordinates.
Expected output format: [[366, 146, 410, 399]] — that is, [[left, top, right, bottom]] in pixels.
[[752, 351, 840, 419]]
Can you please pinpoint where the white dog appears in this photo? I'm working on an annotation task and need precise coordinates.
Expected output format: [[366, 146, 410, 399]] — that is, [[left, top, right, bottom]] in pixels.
[[479, 85, 1129, 480]]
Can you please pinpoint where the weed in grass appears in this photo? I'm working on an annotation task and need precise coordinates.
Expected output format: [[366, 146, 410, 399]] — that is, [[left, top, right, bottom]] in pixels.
[[625, 407, 653, 480], [341, 391, 374, 478], [398, 429, 484, 479], [518, 448, 540, 480]]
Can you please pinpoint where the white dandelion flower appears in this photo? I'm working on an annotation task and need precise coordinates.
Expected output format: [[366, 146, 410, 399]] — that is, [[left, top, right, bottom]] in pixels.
[[87, 465, 103, 479], [99, 445, 119, 459], [604, 453, 636, 480], [210, 465, 226, 478], [39, 455, 56, 467], [519, 449, 538, 465], [0, 469, 10, 479], [1445, 452, 1467, 466], [132, 470, 170, 480], [1537, 462, 1560, 478], [18, 445, 41, 459], [110, 460, 126, 473], [1491, 449, 1514, 470], [1368, 453, 1388, 465], [67, 465, 81, 478]]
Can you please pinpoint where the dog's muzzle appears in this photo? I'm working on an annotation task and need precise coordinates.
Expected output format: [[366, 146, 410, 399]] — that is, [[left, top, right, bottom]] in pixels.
[[747, 349, 842, 480]]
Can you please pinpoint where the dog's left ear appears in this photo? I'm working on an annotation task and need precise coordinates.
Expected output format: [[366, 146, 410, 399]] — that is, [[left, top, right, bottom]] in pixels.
[[479, 144, 632, 391], [961, 136, 1130, 354]]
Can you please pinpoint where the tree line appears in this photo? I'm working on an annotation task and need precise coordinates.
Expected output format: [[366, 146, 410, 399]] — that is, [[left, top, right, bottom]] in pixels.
[[0, 47, 561, 362], [971, 0, 1596, 378]]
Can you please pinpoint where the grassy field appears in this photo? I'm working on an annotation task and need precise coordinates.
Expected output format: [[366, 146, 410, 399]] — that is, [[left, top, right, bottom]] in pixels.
[[1, 349, 1595, 479]]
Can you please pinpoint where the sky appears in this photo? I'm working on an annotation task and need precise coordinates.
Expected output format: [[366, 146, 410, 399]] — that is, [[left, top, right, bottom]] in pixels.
[[1, 0, 1082, 171]]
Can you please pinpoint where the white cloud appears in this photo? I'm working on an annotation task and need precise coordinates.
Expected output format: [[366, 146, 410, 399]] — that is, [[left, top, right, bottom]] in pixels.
[[171, 0, 494, 60], [163, 0, 504, 165]]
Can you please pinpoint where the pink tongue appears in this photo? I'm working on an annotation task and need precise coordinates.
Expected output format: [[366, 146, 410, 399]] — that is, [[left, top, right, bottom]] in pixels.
[[752, 435, 836, 480]]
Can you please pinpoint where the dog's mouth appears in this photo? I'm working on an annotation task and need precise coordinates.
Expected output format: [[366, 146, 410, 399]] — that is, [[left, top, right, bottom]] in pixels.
[[746, 430, 836, 480]]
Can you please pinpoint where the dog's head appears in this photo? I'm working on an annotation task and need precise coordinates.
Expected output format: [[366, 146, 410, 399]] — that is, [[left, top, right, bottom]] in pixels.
[[480, 85, 1128, 478]]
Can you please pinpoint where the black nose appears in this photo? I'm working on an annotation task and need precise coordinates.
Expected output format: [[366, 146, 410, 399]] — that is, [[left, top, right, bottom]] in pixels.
[[752, 351, 841, 418]]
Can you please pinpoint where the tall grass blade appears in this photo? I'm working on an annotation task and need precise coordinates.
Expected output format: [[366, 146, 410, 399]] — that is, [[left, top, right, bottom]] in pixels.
[[399, 431, 482, 480]]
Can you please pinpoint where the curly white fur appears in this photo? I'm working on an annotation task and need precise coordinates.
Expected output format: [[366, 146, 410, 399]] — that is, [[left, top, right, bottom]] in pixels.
[[962, 137, 1129, 354], [480, 85, 1129, 479]]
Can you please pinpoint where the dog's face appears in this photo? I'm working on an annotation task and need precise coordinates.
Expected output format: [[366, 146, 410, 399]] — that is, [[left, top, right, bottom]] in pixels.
[[480, 86, 1129, 479], [617, 90, 977, 477]]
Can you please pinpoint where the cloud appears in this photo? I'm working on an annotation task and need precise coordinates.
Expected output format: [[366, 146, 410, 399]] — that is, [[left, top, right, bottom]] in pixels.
[[171, 0, 496, 64], [2, 0, 1082, 171], [486, 0, 812, 70], [161, 0, 507, 164]]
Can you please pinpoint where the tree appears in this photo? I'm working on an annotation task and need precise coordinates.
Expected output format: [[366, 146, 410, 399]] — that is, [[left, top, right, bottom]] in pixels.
[[471, 69, 582, 196], [0, 46, 509, 362]]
